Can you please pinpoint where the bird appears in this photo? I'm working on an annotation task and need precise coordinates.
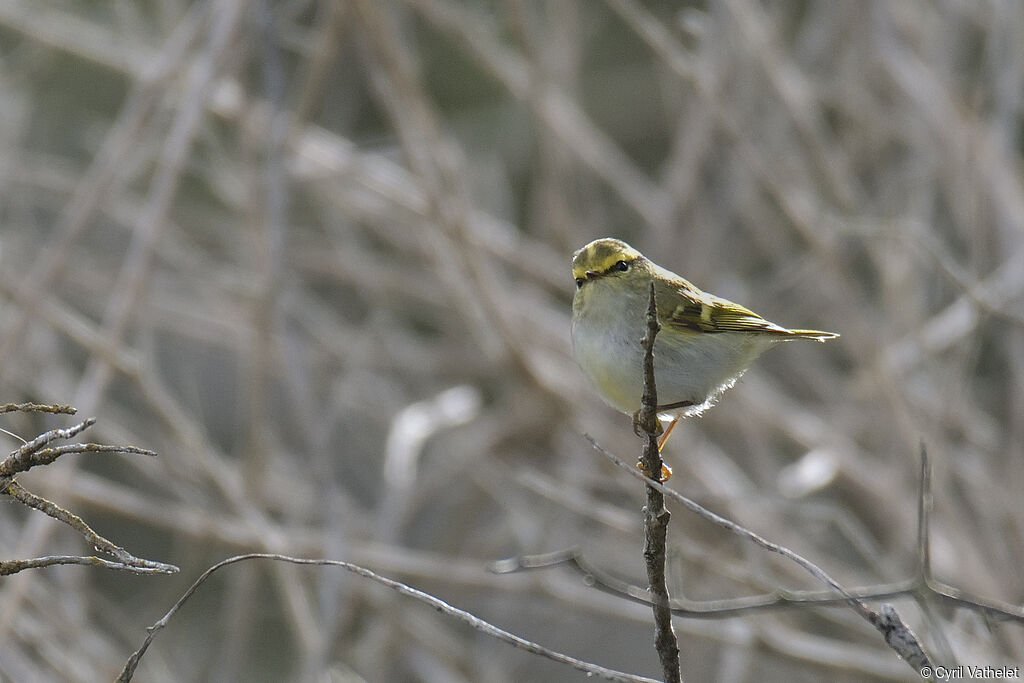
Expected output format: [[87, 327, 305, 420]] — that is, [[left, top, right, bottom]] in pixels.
[[570, 238, 838, 475]]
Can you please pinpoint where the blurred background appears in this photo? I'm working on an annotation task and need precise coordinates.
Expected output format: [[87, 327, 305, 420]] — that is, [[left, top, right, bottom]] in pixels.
[[1, 0, 1022, 681]]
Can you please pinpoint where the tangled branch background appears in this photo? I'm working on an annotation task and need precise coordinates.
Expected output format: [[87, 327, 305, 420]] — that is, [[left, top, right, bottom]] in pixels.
[[1, 1, 1022, 681]]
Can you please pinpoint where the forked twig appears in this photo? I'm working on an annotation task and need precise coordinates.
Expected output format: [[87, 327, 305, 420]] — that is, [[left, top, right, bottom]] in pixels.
[[1, 406, 175, 576]]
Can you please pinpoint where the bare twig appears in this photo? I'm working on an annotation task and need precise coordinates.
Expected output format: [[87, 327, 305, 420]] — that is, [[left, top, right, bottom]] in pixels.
[[117, 553, 661, 683], [0, 410, 176, 576], [916, 442, 931, 582], [0, 555, 172, 575], [497, 548, 912, 613], [636, 281, 682, 683], [0, 402, 76, 415], [587, 437, 934, 673], [0, 480, 176, 575], [502, 541, 1024, 624], [0, 439, 156, 478], [10, 418, 95, 456]]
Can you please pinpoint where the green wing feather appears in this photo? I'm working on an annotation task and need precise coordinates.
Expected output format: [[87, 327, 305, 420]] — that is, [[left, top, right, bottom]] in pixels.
[[655, 278, 837, 339]]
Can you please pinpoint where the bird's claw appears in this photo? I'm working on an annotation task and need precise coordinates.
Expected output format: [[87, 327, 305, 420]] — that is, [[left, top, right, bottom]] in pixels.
[[636, 459, 672, 482]]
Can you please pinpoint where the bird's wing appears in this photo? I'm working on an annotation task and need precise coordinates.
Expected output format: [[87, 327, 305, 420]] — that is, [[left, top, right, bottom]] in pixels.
[[659, 281, 788, 334]]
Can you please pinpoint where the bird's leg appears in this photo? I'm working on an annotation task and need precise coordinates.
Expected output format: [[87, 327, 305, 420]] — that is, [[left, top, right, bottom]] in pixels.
[[653, 400, 692, 456], [656, 417, 680, 452], [657, 400, 694, 412], [653, 401, 692, 451]]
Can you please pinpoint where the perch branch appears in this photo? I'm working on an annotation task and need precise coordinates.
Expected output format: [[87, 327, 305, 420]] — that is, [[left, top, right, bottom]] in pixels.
[[636, 281, 682, 683], [587, 436, 934, 674]]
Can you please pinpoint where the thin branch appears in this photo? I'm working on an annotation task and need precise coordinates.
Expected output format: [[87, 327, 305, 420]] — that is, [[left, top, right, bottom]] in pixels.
[[0, 413, 176, 575], [501, 443, 1024, 631], [497, 549, 916, 615], [635, 281, 682, 682], [924, 578, 1024, 622], [0, 555, 173, 575], [586, 436, 934, 673], [0, 441, 156, 478], [504, 543, 1024, 623], [117, 553, 661, 683], [0, 402, 76, 415], [0, 480, 176, 574], [1, 416, 155, 479], [11, 418, 95, 457], [916, 442, 931, 582]]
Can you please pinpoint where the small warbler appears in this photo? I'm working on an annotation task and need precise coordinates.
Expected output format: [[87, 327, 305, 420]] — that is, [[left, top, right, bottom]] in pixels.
[[571, 238, 838, 459]]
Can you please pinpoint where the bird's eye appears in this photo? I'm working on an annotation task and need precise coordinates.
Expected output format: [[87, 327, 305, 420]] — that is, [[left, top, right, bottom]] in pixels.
[[614, 260, 629, 272], [575, 277, 585, 289]]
